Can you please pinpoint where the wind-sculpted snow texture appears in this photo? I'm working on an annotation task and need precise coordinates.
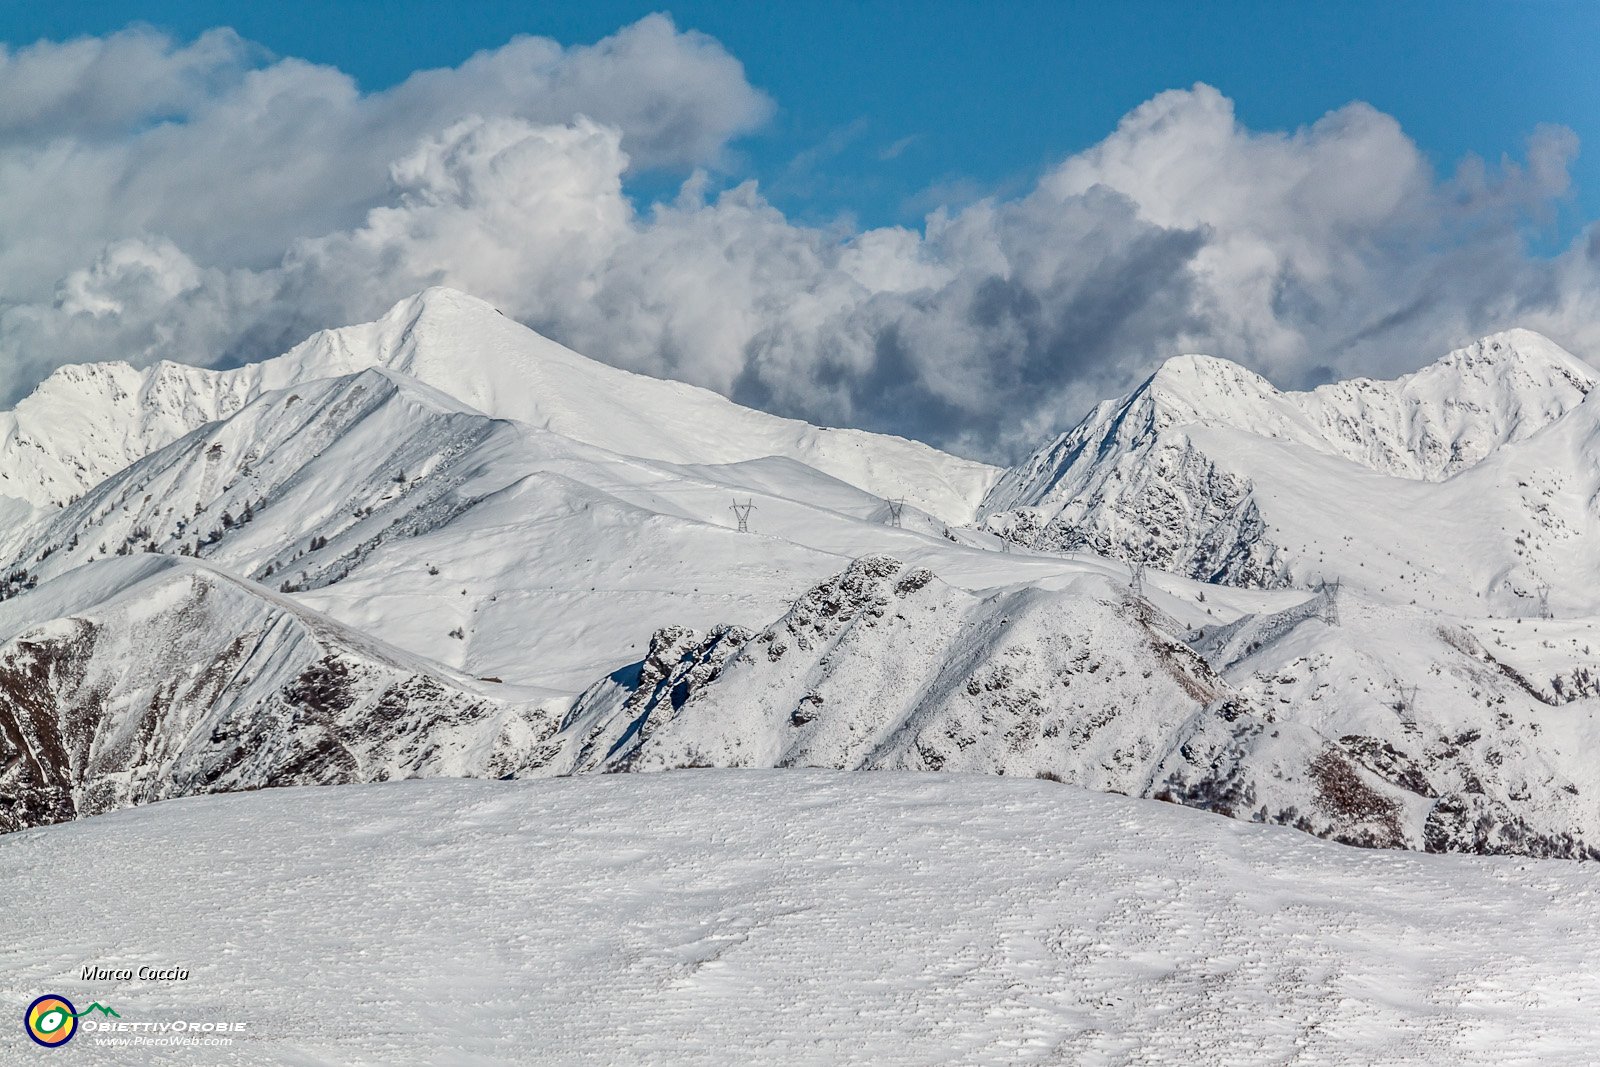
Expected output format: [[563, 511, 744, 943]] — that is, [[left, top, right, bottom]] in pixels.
[[0, 288, 1597, 860], [5, 773, 1600, 1065]]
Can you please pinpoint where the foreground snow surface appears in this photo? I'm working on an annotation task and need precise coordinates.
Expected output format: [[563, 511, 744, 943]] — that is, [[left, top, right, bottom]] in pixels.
[[3, 772, 1598, 1065]]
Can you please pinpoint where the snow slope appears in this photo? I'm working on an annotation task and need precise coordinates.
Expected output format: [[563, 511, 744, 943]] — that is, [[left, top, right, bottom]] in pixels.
[[979, 330, 1600, 613], [0, 554, 560, 833], [0, 361, 255, 512], [0, 288, 998, 523], [1, 290, 1597, 863], [566, 556, 1228, 781], [0, 366, 1012, 690], [4, 772, 1599, 1066], [562, 556, 1600, 858]]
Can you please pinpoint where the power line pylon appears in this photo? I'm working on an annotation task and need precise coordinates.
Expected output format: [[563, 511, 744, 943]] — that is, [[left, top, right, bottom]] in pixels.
[[884, 498, 905, 528], [730, 498, 756, 533], [1394, 683, 1418, 725], [1129, 558, 1147, 598], [1318, 577, 1341, 627], [1537, 582, 1552, 619]]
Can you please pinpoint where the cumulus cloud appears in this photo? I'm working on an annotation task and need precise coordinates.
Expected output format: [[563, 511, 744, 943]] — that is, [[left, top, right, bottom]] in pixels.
[[0, 16, 768, 307], [0, 23, 1594, 462], [0, 27, 257, 141]]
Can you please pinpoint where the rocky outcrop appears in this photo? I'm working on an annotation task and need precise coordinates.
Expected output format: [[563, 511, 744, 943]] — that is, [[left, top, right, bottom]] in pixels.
[[0, 557, 559, 833], [559, 557, 1600, 860], [978, 331, 1598, 591], [985, 437, 1289, 586]]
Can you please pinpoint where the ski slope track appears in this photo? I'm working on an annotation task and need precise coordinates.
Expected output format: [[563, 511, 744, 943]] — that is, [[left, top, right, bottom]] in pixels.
[[0, 289, 1597, 865]]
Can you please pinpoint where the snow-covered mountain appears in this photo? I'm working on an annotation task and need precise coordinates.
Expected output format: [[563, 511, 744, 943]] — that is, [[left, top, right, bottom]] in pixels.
[[0, 290, 1596, 861], [558, 555, 1600, 857], [978, 330, 1600, 614], [0, 360, 998, 691], [564, 556, 1228, 780], [0, 288, 997, 522], [0, 554, 562, 834]]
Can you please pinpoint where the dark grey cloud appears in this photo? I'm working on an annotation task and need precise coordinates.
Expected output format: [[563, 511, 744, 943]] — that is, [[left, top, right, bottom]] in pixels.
[[0, 33, 1594, 465]]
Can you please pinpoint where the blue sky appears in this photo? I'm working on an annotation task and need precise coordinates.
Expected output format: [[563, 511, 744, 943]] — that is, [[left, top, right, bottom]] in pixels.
[[6, 0, 1596, 239], [0, 2, 1597, 456]]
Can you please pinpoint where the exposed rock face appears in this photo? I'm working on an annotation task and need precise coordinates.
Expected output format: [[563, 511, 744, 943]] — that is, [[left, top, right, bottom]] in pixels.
[[0, 557, 558, 833], [563, 623, 752, 772], [978, 331, 1600, 591], [983, 437, 1289, 586], [560, 557, 1600, 860]]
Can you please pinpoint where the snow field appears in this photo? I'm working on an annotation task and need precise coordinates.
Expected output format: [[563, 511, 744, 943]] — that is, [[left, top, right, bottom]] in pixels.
[[3, 771, 1599, 1065]]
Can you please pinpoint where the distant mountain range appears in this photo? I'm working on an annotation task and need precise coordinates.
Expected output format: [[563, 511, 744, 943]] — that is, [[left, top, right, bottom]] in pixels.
[[2, 289, 1596, 858], [979, 329, 1599, 610]]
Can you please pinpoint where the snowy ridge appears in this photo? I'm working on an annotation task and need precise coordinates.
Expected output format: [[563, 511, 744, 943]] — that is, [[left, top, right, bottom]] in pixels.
[[1302, 329, 1599, 479], [985, 329, 1596, 517], [563, 556, 1600, 857], [0, 363, 931, 691], [0, 360, 253, 511], [0, 288, 999, 523], [0, 367, 521, 591], [0, 288, 1597, 862], [0, 554, 561, 833], [979, 330, 1600, 611], [567, 556, 1228, 786]]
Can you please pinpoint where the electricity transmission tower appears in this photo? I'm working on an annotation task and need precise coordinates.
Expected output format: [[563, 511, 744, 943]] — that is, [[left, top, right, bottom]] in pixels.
[[1393, 683, 1419, 726], [884, 498, 905, 528], [1318, 577, 1342, 627], [730, 498, 756, 533], [1129, 558, 1147, 597], [1537, 583, 1552, 619]]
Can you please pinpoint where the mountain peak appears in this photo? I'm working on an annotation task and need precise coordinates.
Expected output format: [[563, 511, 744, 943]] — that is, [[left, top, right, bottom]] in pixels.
[[384, 286, 506, 326], [983, 324, 1600, 551], [1420, 328, 1596, 388], [1118, 352, 1304, 439], [1145, 353, 1280, 401], [0, 284, 995, 522], [1151, 352, 1262, 379]]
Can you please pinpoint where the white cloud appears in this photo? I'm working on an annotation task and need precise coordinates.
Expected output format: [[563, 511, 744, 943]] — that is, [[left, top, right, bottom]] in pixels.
[[877, 134, 920, 162], [0, 21, 1593, 464], [0, 16, 768, 310], [0, 26, 256, 141]]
